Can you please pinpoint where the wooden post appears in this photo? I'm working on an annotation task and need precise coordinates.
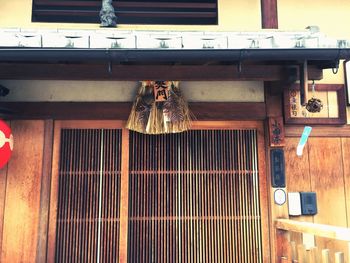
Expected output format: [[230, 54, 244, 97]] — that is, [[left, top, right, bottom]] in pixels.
[[119, 129, 129, 263], [261, 0, 278, 29], [291, 241, 297, 262], [297, 244, 306, 263], [276, 229, 290, 261], [265, 82, 289, 262], [299, 60, 309, 106], [321, 249, 330, 263], [307, 247, 318, 263], [334, 252, 344, 263], [36, 120, 54, 263]]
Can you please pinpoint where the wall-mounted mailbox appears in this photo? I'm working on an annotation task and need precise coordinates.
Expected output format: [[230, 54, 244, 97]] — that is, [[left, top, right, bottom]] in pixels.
[[300, 192, 317, 215], [270, 149, 285, 188]]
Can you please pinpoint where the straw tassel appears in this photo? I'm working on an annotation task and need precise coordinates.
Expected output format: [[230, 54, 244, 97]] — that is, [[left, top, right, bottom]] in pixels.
[[126, 81, 193, 134]]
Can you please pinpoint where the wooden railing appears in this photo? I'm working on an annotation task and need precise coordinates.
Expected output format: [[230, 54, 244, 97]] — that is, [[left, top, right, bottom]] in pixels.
[[275, 219, 350, 263]]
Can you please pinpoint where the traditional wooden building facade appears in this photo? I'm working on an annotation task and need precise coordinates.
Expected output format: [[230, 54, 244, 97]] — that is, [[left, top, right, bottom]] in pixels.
[[1, 1, 350, 262]]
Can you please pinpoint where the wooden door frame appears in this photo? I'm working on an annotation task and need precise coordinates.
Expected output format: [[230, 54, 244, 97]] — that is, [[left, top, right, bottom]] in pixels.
[[46, 120, 270, 263]]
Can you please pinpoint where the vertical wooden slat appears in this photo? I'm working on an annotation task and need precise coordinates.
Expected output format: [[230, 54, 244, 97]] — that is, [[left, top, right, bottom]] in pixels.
[[87, 129, 93, 263], [36, 120, 54, 263], [128, 127, 263, 263], [297, 244, 306, 263], [322, 248, 330, 263], [119, 128, 128, 263], [49, 126, 60, 263], [335, 252, 345, 263]]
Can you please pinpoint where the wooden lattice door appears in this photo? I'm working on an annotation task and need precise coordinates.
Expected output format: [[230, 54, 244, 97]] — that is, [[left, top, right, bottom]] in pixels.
[[48, 121, 269, 263], [128, 129, 264, 263], [53, 128, 122, 262]]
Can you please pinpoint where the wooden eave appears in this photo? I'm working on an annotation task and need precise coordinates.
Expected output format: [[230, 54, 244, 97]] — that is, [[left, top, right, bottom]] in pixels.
[[1, 47, 349, 120], [1, 48, 349, 81]]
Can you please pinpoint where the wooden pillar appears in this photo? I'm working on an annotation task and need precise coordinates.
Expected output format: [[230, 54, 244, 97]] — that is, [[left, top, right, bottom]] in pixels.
[[36, 120, 54, 263], [119, 128, 129, 263], [264, 82, 289, 262], [261, 0, 278, 29]]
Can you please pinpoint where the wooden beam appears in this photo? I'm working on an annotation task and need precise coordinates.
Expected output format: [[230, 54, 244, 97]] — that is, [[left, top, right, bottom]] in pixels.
[[285, 125, 350, 137], [261, 0, 278, 29], [0, 63, 323, 81], [275, 219, 350, 242], [0, 102, 266, 120]]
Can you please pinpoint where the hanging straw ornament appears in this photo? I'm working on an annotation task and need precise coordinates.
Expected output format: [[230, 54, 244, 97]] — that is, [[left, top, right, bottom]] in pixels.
[[162, 81, 193, 133], [126, 81, 153, 133], [126, 81, 193, 134]]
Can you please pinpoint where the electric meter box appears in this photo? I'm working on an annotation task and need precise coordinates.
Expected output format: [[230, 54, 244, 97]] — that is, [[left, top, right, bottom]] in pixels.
[[300, 192, 317, 215]]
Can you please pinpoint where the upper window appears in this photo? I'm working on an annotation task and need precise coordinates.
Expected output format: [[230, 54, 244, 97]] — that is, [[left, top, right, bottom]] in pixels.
[[32, 0, 218, 25]]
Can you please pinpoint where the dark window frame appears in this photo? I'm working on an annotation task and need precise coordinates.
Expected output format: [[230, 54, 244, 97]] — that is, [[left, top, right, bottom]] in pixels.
[[32, 0, 218, 25]]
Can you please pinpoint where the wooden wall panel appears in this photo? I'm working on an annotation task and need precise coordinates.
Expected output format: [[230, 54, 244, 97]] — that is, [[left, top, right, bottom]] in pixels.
[[0, 121, 44, 263], [284, 137, 312, 244], [285, 138, 311, 193], [308, 138, 346, 227], [341, 138, 350, 227], [286, 136, 349, 259], [0, 162, 8, 256]]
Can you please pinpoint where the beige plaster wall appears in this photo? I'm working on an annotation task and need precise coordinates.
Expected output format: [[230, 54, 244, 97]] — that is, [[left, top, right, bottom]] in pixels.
[[278, 0, 350, 39], [0, 0, 261, 31]]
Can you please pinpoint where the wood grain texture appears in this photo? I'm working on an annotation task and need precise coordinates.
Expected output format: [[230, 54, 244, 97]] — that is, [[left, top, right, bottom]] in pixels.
[[285, 135, 350, 260], [0, 158, 8, 257], [308, 138, 348, 261], [119, 129, 129, 263], [285, 138, 311, 193], [260, 0, 278, 28], [1, 121, 45, 263], [308, 138, 346, 226], [257, 122, 271, 263], [284, 136, 312, 241], [46, 121, 62, 262], [0, 63, 323, 81], [36, 120, 54, 263], [1, 102, 267, 121], [275, 219, 350, 241], [341, 138, 350, 227], [285, 125, 350, 138]]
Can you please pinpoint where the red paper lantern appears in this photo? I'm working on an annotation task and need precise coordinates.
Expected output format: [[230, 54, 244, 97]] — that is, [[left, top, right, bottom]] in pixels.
[[0, 120, 13, 169]]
